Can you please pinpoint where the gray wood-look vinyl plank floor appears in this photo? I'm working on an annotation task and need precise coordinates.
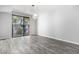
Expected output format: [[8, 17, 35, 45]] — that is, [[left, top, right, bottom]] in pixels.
[[0, 36, 79, 54]]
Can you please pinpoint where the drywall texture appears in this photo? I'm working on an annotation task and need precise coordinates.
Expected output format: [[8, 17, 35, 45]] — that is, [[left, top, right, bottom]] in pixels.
[[0, 12, 12, 39], [38, 5, 79, 44]]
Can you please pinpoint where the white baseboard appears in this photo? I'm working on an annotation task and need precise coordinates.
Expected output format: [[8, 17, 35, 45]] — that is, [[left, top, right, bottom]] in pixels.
[[38, 34, 79, 45]]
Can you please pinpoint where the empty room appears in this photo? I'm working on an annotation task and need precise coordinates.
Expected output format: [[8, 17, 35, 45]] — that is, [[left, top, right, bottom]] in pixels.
[[0, 5, 79, 54]]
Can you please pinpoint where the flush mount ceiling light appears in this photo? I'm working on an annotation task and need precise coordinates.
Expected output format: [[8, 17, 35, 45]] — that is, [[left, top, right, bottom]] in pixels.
[[32, 5, 35, 7], [32, 5, 39, 20]]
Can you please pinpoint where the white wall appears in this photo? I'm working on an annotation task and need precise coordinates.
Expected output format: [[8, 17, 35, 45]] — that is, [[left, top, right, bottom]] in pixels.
[[0, 12, 12, 39], [38, 5, 79, 44], [30, 18, 37, 35]]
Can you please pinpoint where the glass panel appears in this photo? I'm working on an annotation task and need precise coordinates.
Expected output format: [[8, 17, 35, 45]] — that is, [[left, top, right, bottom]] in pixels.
[[12, 15, 30, 37], [23, 17, 30, 36], [12, 15, 23, 37]]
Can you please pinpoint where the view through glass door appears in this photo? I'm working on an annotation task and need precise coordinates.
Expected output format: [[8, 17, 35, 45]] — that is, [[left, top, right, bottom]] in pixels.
[[12, 15, 30, 38]]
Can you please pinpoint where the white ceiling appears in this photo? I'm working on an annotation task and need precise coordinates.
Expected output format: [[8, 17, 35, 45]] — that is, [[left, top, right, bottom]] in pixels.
[[38, 5, 58, 12], [0, 5, 33, 14], [0, 5, 58, 13], [0, 5, 77, 14]]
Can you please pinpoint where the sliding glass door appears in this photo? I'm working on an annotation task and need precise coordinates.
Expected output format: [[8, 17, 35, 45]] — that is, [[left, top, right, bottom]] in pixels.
[[12, 15, 30, 38], [23, 17, 30, 36]]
